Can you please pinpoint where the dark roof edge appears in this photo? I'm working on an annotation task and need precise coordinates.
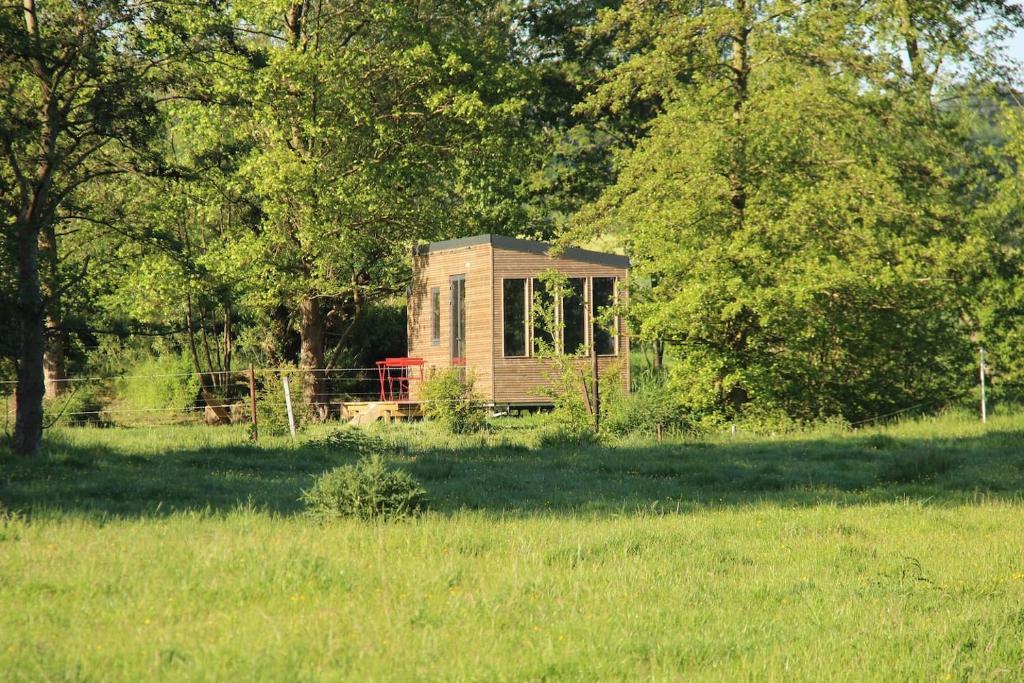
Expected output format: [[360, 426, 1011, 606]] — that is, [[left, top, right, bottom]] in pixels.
[[412, 234, 630, 269]]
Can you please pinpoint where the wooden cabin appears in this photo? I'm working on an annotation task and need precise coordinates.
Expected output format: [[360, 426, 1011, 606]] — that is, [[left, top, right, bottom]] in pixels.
[[407, 234, 630, 407]]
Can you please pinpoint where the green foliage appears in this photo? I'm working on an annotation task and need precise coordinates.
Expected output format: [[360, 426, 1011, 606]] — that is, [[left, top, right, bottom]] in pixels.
[[975, 107, 1024, 401], [43, 384, 111, 428], [331, 304, 408, 369], [531, 421, 599, 448], [118, 353, 200, 418], [572, 0, 1019, 423], [529, 269, 599, 438], [301, 454, 426, 521], [306, 427, 384, 455], [255, 367, 301, 437], [421, 369, 487, 434], [4, 416, 1024, 679], [604, 372, 688, 437]]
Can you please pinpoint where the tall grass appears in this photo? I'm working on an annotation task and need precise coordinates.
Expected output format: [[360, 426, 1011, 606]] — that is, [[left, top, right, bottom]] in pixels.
[[2, 412, 1023, 680]]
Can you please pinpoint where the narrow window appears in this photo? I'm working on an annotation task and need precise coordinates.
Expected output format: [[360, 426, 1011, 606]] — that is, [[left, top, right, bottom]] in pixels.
[[502, 279, 527, 357], [563, 278, 586, 355], [593, 277, 617, 355], [430, 287, 441, 345], [532, 278, 554, 354], [450, 276, 466, 365]]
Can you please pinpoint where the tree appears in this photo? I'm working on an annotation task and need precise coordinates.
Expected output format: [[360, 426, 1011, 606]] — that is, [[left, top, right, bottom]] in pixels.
[[974, 100, 1024, 398], [510, 0, 631, 238], [225, 0, 531, 417], [573, 0, 1021, 421], [0, 0, 232, 453]]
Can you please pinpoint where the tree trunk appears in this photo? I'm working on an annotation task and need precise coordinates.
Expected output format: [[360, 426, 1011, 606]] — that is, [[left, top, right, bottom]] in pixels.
[[39, 221, 67, 398], [652, 339, 664, 372], [299, 296, 327, 420], [729, 5, 749, 220], [185, 294, 215, 394], [13, 214, 46, 455], [222, 307, 232, 379], [43, 324, 67, 399]]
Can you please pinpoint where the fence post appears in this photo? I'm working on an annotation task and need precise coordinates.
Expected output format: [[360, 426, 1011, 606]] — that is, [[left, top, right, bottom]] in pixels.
[[980, 347, 987, 424], [248, 364, 258, 442], [282, 374, 297, 441]]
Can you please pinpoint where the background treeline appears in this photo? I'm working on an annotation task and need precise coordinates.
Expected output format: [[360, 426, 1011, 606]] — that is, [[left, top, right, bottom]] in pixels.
[[3, 0, 1024, 452]]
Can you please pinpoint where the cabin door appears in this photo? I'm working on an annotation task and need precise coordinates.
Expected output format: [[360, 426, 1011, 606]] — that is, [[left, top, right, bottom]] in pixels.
[[450, 275, 466, 367]]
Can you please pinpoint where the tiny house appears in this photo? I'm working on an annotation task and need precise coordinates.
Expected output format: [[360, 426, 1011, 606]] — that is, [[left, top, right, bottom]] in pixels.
[[407, 234, 630, 407]]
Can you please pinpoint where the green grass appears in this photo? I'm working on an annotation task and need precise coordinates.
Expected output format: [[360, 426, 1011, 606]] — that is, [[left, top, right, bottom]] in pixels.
[[2, 413, 1024, 680]]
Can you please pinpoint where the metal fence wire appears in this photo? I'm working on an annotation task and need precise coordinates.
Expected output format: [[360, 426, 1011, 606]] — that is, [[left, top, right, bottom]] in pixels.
[[1, 366, 422, 430]]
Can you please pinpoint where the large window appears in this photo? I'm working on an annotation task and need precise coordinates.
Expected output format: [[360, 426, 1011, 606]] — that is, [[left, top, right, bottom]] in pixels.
[[503, 279, 527, 357], [430, 287, 441, 345], [593, 277, 617, 355], [532, 278, 555, 354], [563, 278, 586, 355]]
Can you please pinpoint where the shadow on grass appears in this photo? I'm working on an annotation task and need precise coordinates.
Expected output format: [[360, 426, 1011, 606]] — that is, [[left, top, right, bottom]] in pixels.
[[2, 427, 1024, 518]]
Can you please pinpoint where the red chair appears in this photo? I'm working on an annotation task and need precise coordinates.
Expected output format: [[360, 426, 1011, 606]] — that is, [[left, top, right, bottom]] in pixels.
[[376, 358, 425, 401]]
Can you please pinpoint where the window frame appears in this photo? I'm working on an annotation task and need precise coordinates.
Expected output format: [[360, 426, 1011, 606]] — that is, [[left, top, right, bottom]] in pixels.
[[430, 286, 441, 346], [562, 277, 587, 356], [592, 276, 618, 357], [501, 277, 529, 358], [530, 277, 556, 356], [450, 275, 466, 366]]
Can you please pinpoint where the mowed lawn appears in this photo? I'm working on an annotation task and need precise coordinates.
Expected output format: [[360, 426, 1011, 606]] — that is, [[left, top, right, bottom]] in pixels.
[[2, 415, 1024, 681]]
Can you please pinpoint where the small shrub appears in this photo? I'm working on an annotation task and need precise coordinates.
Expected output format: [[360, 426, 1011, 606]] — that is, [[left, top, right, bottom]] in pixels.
[[421, 369, 486, 434], [307, 427, 383, 454], [604, 374, 689, 437], [301, 454, 426, 521]]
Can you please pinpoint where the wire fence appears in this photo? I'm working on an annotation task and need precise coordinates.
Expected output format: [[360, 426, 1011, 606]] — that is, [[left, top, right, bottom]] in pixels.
[[0, 364, 993, 436], [1, 366, 426, 431]]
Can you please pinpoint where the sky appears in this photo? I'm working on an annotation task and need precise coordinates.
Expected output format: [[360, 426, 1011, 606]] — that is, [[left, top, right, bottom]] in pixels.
[[1006, 29, 1024, 65]]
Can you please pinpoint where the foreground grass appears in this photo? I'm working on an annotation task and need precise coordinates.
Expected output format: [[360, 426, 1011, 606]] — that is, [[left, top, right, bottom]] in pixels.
[[2, 414, 1024, 680]]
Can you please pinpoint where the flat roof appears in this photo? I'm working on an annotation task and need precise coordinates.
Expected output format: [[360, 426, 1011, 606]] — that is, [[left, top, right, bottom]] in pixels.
[[412, 234, 630, 269]]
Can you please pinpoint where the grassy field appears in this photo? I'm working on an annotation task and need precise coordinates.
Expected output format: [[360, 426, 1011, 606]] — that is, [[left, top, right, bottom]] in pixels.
[[2, 413, 1024, 680]]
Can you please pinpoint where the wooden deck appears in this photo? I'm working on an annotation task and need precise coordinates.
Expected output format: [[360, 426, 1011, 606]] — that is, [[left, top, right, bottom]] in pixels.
[[341, 401, 424, 426]]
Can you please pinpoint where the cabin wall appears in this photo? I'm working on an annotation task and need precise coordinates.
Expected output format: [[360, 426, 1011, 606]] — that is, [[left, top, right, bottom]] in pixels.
[[490, 247, 630, 405], [407, 244, 495, 402]]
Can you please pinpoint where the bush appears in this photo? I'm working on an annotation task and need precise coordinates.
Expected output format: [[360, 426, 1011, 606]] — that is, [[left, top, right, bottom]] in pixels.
[[119, 353, 200, 416], [421, 369, 486, 434], [604, 373, 689, 437], [306, 426, 384, 454], [256, 366, 302, 436], [301, 454, 426, 521]]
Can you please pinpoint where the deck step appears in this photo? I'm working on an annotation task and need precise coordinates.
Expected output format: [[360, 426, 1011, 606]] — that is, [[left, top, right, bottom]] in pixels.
[[342, 401, 424, 425]]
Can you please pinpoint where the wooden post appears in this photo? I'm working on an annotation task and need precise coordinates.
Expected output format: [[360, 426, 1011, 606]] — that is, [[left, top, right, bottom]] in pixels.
[[282, 374, 297, 441], [248, 364, 258, 442]]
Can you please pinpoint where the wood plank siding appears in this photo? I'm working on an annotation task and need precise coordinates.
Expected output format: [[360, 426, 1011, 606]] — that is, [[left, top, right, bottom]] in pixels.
[[407, 242, 495, 401], [490, 246, 629, 405], [408, 235, 629, 405]]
